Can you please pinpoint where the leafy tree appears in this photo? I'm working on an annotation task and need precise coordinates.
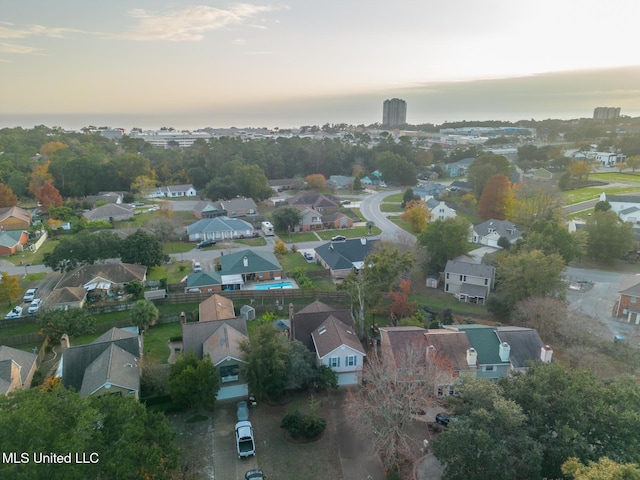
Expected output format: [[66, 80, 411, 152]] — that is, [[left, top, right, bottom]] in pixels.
[[271, 205, 303, 233], [387, 279, 418, 325], [233, 164, 273, 201], [273, 240, 288, 255], [562, 457, 640, 480], [130, 174, 157, 196], [305, 173, 327, 190], [509, 181, 563, 226], [366, 220, 375, 234], [130, 299, 159, 331], [477, 173, 513, 220], [0, 183, 18, 207], [0, 272, 21, 306], [490, 249, 565, 316], [38, 308, 96, 343], [285, 340, 315, 390], [626, 155, 640, 173], [28, 160, 54, 199], [169, 352, 220, 409], [338, 243, 414, 338], [43, 230, 123, 271], [353, 175, 362, 191], [38, 180, 63, 212], [314, 365, 338, 390], [419, 217, 472, 274], [124, 279, 144, 299], [585, 210, 635, 262], [434, 379, 542, 480], [240, 323, 289, 401], [513, 218, 582, 264], [467, 154, 512, 196], [402, 188, 420, 207], [510, 296, 566, 340], [48, 205, 73, 221], [593, 200, 611, 212], [400, 199, 431, 233], [121, 229, 169, 267]]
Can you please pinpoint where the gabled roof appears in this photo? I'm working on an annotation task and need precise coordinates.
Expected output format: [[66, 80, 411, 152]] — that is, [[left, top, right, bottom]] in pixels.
[[473, 219, 521, 241], [312, 316, 364, 358], [620, 206, 640, 215], [0, 345, 37, 388], [0, 230, 26, 248], [496, 327, 547, 369], [82, 203, 134, 221], [459, 283, 489, 298], [315, 238, 378, 272], [203, 323, 248, 365], [187, 216, 253, 235], [291, 301, 354, 351], [424, 329, 475, 372], [187, 271, 222, 288], [219, 249, 281, 275], [60, 328, 141, 394], [215, 197, 257, 212], [0, 360, 16, 393], [321, 211, 349, 223], [0, 206, 31, 224], [199, 294, 235, 322], [445, 260, 495, 279], [618, 274, 640, 296], [56, 263, 147, 289], [47, 286, 87, 304], [450, 180, 472, 190], [606, 194, 640, 204], [446, 324, 508, 366], [182, 317, 248, 360], [287, 192, 340, 209], [80, 343, 139, 396], [166, 184, 195, 193]]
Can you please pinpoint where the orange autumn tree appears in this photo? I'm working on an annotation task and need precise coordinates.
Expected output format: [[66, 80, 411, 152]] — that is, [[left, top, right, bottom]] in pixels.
[[477, 173, 513, 220], [305, 173, 327, 190], [0, 183, 18, 207], [39, 181, 63, 212], [401, 199, 431, 233], [29, 160, 54, 199]]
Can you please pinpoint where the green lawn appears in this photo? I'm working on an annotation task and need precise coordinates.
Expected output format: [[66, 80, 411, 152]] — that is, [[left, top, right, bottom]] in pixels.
[[315, 225, 381, 240], [563, 186, 640, 204], [589, 172, 640, 182], [6, 238, 59, 266], [380, 203, 404, 213], [163, 242, 196, 255], [384, 193, 404, 202], [143, 322, 183, 364], [388, 217, 417, 235], [147, 261, 192, 283], [235, 237, 267, 247], [280, 232, 319, 243], [279, 251, 325, 272]]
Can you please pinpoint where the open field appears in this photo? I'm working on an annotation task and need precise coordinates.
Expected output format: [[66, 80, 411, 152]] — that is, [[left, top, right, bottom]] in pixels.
[[563, 185, 640, 204], [589, 172, 640, 182]]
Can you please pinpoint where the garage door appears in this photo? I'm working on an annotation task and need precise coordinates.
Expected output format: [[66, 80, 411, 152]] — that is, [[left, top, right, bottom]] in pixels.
[[337, 372, 358, 386]]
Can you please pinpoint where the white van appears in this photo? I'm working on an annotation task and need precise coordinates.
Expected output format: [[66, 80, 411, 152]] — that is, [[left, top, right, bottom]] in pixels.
[[193, 262, 202, 273]]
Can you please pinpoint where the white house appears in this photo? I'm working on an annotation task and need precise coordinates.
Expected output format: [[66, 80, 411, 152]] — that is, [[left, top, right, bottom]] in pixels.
[[470, 219, 521, 247], [146, 184, 197, 198], [573, 150, 626, 167], [601, 193, 640, 224], [311, 316, 366, 386], [425, 196, 457, 221]]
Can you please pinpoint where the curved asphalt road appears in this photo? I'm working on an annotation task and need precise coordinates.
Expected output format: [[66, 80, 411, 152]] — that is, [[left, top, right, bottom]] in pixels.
[[359, 189, 417, 244]]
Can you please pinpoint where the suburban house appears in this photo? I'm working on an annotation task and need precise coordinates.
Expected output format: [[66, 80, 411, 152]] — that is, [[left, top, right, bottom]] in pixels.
[[413, 182, 446, 198], [186, 216, 254, 242], [268, 178, 304, 192], [82, 203, 134, 222], [287, 192, 341, 212], [470, 219, 522, 247], [294, 206, 324, 231], [57, 327, 142, 398], [573, 150, 626, 167], [327, 175, 355, 189], [443, 325, 511, 379], [441, 158, 475, 178], [0, 206, 31, 231], [449, 180, 472, 191], [193, 198, 258, 219], [321, 211, 354, 230], [425, 196, 457, 221], [531, 166, 566, 180], [184, 271, 222, 294], [0, 230, 29, 256], [444, 260, 496, 304], [181, 299, 249, 400], [314, 238, 379, 279], [615, 274, 640, 322], [601, 193, 640, 224], [217, 249, 283, 288], [495, 326, 553, 373], [0, 345, 38, 395], [46, 286, 88, 311], [289, 301, 362, 385], [146, 184, 197, 198], [85, 192, 124, 206]]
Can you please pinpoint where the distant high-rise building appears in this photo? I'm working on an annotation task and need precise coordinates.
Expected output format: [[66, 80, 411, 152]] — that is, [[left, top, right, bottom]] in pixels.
[[593, 107, 621, 120], [383, 98, 407, 127]]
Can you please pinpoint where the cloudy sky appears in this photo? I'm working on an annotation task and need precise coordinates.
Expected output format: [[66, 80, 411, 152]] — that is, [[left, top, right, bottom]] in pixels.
[[1, 0, 639, 128]]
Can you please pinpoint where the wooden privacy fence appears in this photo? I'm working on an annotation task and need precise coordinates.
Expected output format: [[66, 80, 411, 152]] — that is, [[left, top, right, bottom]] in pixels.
[[153, 289, 349, 306]]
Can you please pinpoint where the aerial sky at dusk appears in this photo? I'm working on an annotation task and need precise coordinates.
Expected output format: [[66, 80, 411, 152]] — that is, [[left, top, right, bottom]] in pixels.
[[1, 0, 639, 129]]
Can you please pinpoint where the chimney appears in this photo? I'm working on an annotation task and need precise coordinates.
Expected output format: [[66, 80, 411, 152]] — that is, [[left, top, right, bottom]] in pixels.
[[243, 255, 248, 267], [540, 345, 553, 363], [498, 342, 510, 362], [466, 347, 477, 367], [361, 237, 366, 245], [60, 333, 70, 351], [288, 303, 294, 321]]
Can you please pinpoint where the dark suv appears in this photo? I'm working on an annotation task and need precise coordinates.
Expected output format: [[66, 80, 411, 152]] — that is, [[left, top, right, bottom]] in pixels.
[[197, 239, 216, 249], [435, 412, 455, 427]]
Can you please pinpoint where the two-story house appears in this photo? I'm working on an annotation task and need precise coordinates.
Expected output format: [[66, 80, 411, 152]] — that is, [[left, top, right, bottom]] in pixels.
[[470, 219, 521, 247], [444, 260, 496, 304]]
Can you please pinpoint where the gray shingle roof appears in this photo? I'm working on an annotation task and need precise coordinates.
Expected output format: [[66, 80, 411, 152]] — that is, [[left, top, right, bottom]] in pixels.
[[56, 263, 147, 289], [496, 326, 547, 369], [445, 260, 495, 279], [473, 219, 521, 241], [291, 301, 354, 351], [311, 316, 365, 358], [315, 238, 378, 272], [0, 345, 37, 388], [607, 194, 640, 203], [182, 317, 248, 360], [459, 283, 489, 298], [80, 343, 139, 396], [187, 216, 253, 235]]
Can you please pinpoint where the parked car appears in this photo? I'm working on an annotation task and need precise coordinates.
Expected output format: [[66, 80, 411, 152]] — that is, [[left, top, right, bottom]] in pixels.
[[237, 401, 249, 422], [147, 205, 160, 212], [235, 421, 256, 459], [23, 288, 38, 303], [303, 251, 314, 261], [28, 298, 42, 315], [197, 239, 216, 249], [245, 469, 267, 480], [4, 306, 23, 319], [331, 235, 346, 242], [435, 412, 455, 427], [193, 262, 202, 273]]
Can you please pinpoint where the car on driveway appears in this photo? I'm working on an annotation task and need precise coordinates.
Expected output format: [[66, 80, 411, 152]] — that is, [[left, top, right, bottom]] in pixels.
[[435, 412, 455, 427], [4, 306, 23, 319], [237, 401, 249, 422], [245, 469, 267, 480], [23, 288, 38, 303], [303, 251, 314, 261], [235, 421, 256, 458], [28, 299, 42, 315], [331, 235, 346, 242], [197, 239, 216, 249], [193, 262, 202, 273]]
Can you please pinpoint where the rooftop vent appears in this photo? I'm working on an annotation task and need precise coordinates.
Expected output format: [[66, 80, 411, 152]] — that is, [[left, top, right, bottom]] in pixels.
[[318, 326, 327, 335]]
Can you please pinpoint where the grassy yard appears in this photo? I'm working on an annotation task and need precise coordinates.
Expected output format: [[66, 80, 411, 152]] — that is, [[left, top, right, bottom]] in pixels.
[[384, 193, 404, 202], [279, 251, 325, 272], [147, 261, 193, 283], [5, 238, 59, 266], [163, 242, 195, 255], [143, 322, 183, 363], [280, 232, 319, 243], [589, 172, 640, 182], [380, 202, 404, 213], [315, 225, 381, 240], [563, 186, 640, 204], [235, 237, 268, 247]]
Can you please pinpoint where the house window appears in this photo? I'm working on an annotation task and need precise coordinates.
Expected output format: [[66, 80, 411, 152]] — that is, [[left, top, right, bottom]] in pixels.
[[484, 278, 488, 285], [484, 365, 494, 372], [259, 272, 263, 279], [446, 273, 449, 279], [459, 275, 463, 281], [329, 357, 340, 368], [445, 284, 449, 292], [632, 297, 637, 304], [346, 355, 357, 367], [220, 364, 239, 383]]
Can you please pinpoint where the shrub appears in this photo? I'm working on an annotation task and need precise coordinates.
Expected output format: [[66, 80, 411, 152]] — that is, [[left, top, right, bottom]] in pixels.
[[280, 410, 304, 438]]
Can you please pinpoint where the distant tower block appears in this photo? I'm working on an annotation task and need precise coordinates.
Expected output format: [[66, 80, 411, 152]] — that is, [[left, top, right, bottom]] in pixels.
[[593, 107, 620, 121], [383, 98, 407, 127]]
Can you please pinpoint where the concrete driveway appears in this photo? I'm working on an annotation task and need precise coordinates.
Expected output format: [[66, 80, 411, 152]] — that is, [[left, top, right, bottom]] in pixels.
[[213, 401, 260, 480]]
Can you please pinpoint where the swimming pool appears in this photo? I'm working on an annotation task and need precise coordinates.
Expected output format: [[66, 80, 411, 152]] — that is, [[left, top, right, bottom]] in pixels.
[[253, 281, 294, 290]]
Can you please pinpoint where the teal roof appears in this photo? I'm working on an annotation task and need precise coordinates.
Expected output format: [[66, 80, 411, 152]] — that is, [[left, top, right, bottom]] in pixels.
[[452, 325, 507, 365], [187, 271, 222, 288], [0, 230, 25, 248], [219, 249, 281, 275]]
